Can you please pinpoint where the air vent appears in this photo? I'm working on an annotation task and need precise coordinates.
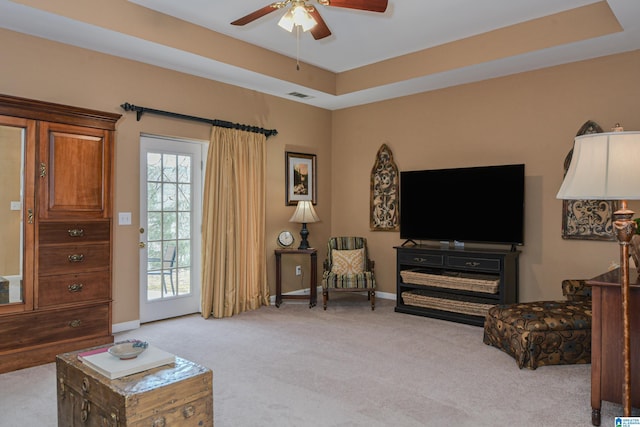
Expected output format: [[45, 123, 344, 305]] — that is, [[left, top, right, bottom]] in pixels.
[[287, 91, 313, 99]]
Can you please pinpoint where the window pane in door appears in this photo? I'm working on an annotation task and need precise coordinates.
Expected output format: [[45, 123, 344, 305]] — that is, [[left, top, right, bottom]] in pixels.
[[163, 183, 177, 210], [178, 155, 191, 183], [162, 212, 177, 240], [147, 183, 162, 211], [147, 212, 162, 241], [145, 151, 194, 300], [162, 155, 177, 181], [147, 153, 162, 181], [178, 184, 191, 210], [178, 213, 191, 239]]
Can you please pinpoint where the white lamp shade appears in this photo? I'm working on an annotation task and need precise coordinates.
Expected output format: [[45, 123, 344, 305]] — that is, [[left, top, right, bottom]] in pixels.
[[277, 10, 295, 32], [289, 201, 320, 223], [557, 131, 640, 200], [277, 5, 316, 32]]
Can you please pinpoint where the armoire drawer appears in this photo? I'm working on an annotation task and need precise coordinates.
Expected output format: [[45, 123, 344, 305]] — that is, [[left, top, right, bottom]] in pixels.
[[39, 221, 110, 244], [39, 243, 110, 276], [38, 271, 110, 308], [0, 304, 109, 352]]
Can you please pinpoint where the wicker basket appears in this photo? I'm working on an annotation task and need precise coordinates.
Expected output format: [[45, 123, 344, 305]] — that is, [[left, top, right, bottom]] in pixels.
[[401, 291, 495, 317], [400, 269, 499, 294]]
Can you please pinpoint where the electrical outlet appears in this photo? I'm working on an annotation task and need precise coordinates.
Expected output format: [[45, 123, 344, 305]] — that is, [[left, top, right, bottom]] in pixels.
[[295, 265, 302, 276]]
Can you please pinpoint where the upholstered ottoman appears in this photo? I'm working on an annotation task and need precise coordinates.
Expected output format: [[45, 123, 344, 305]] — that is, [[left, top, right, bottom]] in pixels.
[[483, 280, 592, 369]]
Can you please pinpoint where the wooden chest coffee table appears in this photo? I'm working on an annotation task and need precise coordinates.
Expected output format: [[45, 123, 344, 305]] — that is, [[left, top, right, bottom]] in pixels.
[[56, 346, 213, 426]]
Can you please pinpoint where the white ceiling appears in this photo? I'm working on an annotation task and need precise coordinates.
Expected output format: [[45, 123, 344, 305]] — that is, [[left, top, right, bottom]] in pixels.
[[128, 0, 603, 72], [0, 0, 639, 110]]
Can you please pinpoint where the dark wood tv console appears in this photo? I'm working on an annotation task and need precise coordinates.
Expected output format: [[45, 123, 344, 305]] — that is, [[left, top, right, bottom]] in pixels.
[[395, 245, 519, 326]]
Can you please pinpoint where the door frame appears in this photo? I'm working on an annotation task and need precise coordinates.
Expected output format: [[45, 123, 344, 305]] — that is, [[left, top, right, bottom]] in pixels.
[[139, 133, 207, 323]]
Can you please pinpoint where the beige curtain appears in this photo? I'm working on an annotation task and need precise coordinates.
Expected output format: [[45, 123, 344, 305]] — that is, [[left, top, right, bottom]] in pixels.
[[201, 127, 269, 319]]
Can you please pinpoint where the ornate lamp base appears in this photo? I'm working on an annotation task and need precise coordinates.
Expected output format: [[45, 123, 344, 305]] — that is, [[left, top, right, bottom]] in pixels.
[[298, 223, 310, 249]]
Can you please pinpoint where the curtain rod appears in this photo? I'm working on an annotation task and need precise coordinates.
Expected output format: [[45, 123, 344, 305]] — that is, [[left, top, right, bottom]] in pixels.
[[120, 102, 278, 138]]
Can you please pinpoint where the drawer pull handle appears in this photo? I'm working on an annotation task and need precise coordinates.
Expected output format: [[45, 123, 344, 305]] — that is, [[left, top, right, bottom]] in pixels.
[[69, 319, 82, 328], [413, 257, 427, 262], [68, 228, 85, 237], [81, 399, 90, 422], [82, 377, 91, 393], [68, 283, 84, 293], [68, 254, 85, 263], [465, 261, 480, 267]]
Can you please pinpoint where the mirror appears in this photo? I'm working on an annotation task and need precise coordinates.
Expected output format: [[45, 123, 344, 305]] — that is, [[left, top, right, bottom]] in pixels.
[[0, 124, 25, 304]]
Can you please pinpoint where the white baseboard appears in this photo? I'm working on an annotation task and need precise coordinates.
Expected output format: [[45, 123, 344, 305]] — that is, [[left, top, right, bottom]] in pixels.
[[115, 292, 397, 328], [112, 319, 140, 334], [376, 291, 396, 301], [270, 287, 396, 305]]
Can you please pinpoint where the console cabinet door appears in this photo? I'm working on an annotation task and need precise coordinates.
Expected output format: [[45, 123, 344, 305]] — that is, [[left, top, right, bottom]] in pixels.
[[38, 122, 112, 219]]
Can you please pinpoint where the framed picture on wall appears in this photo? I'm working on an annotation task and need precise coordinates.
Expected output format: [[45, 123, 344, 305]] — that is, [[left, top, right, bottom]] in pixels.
[[285, 151, 317, 205]]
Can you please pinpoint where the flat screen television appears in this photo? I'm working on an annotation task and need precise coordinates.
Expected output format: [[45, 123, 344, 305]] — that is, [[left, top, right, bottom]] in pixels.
[[399, 164, 525, 246]]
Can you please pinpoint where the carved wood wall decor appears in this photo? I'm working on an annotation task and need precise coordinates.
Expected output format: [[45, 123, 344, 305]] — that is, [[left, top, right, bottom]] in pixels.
[[562, 120, 618, 241], [370, 143, 399, 231]]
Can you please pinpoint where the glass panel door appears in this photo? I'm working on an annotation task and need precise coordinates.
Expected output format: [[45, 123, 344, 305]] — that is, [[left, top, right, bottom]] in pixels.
[[139, 135, 205, 323]]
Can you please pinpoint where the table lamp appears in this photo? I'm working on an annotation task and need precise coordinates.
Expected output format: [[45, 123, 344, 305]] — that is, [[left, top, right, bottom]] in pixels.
[[557, 129, 640, 417], [289, 201, 320, 250]]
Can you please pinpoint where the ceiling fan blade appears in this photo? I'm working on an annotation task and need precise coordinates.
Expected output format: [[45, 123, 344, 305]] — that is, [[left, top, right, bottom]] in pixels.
[[324, 0, 388, 13], [231, 4, 279, 26], [308, 8, 332, 40]]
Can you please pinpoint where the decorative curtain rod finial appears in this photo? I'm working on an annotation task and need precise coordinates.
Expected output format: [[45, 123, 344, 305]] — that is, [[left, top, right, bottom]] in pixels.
[[120, 102, 144, 121]]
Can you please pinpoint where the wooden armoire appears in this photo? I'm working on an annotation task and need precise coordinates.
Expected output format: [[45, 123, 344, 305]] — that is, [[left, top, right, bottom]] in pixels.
[[0, 94, 120, 373]]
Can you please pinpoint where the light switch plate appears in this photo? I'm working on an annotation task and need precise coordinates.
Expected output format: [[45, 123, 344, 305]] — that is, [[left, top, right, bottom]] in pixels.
[[10, 201, 21, 211], [118, 212, 132, 225]]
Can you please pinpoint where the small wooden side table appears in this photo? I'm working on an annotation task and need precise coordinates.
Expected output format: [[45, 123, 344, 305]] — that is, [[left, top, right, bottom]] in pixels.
[[274, 248, 317, 308]]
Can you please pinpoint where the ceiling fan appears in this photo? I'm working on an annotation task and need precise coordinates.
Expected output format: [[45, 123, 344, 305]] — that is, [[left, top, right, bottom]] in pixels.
[[231, 0, 388, 40]]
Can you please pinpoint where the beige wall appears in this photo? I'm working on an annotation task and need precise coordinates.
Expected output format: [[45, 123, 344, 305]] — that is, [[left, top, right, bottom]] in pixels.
[[332, 49, 640, 302], [0, 29, 332, 323], [1, 27, 639, 322]]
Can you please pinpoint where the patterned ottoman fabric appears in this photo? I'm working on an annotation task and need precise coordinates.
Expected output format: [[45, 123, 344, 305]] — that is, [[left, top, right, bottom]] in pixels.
[[483, 298, 592, 369]]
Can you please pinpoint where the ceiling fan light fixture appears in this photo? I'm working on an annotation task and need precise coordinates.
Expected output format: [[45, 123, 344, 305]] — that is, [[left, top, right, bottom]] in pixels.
[[277, 9, 295, 32], [277, 5, 317, 33]]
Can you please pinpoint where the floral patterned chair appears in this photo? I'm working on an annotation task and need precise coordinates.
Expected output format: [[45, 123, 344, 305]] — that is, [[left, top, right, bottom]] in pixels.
[[483, 279, 591, 369]]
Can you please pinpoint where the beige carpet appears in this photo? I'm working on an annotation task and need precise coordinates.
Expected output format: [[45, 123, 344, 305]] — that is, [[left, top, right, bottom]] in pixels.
[[0, 297, 626, 426]]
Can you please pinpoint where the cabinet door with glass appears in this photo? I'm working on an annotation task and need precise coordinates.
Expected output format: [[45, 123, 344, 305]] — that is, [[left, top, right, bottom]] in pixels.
[[0, 115, 36, 314]]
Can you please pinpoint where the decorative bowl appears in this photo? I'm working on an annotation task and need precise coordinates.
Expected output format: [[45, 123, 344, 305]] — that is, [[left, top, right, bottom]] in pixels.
[[108, 340, 149, 360]]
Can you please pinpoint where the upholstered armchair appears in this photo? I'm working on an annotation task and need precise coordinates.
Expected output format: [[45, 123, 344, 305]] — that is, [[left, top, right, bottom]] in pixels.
[[322, 237, 376, 310]]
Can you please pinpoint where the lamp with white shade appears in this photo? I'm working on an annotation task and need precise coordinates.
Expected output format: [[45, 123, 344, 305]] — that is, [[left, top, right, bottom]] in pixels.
[[289, 201, 320, 250], [557, 129, 640, 417]]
